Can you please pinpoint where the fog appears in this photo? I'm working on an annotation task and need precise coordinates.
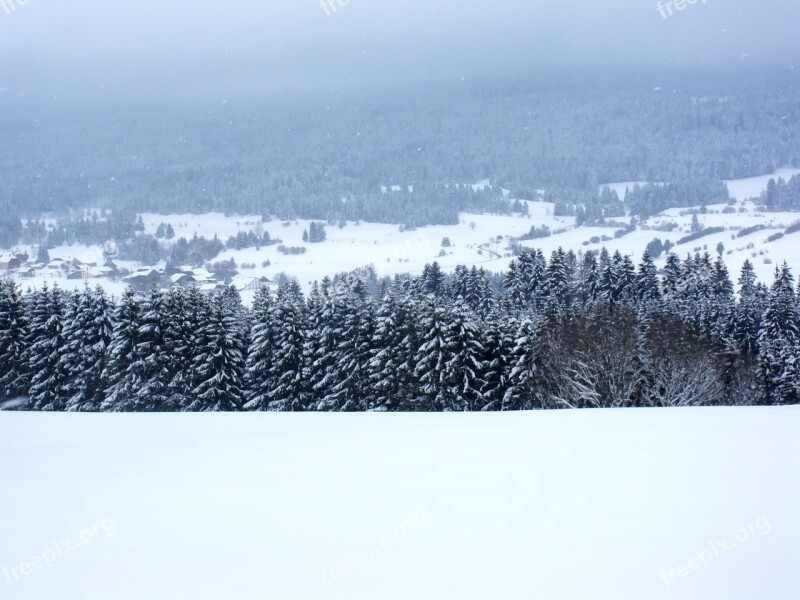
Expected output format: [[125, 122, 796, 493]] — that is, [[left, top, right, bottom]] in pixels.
[[0, 0, 798, 103]]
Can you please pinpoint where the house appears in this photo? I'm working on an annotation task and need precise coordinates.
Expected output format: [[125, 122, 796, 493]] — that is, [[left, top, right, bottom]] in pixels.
[[229, 275, 273, 292], [0, 255, 21, 271], [199, 282, 226, 294], [170, 273, 200, 288], [123, 268, 164, 290], [46, 259, 69, 274], [67, 267, 103, 281], [71, 257, 97, 269], [191, 267, 216, 280]]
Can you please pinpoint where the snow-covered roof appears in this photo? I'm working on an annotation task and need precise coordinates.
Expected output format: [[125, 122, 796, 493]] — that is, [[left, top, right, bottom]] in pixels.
[[230, 276, 256, 290]]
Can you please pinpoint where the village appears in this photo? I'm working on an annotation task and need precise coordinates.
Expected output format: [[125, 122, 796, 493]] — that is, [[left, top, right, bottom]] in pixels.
[[0, 251, 275, 295]]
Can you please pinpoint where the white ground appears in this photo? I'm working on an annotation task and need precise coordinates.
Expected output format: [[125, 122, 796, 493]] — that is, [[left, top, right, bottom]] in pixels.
[[1, 407, 797, 599], [5, 168, 800, 298]]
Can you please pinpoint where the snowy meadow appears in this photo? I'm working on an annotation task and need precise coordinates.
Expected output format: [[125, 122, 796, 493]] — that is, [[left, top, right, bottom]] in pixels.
[[1, 408, 798, 600]]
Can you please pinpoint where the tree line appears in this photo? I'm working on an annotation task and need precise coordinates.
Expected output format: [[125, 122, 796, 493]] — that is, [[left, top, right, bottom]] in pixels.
[[1, 249, 798, 412]]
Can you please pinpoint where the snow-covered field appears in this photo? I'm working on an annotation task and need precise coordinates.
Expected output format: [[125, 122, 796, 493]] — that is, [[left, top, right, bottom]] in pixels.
[[6, 168, 800, 297], [1, 408, 798, 600]]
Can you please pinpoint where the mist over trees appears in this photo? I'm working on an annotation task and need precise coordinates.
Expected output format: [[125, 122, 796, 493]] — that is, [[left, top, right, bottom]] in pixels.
[[1, 74, 798, 249]]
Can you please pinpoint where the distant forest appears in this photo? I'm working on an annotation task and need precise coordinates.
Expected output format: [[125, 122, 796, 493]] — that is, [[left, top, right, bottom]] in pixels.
[[1, 72, 798, 246], [2, 249, 799, 412]]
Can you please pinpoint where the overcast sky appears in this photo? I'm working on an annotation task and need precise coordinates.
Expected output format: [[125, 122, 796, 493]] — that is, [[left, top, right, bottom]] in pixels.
[[0, 0, 798, 103]]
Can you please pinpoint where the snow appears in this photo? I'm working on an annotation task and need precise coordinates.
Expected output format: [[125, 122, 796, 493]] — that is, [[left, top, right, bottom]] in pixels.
[[6, 169, 800, 299], [599, 180, 663, 200], [1, 407, 798, 600], [724, 168, 800, 202]]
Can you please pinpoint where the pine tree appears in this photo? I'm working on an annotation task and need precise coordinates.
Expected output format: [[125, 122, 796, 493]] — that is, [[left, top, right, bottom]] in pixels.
[[161, 286, 198, 408], [732, 260, 763, 356], [103, 288, 141, 410], [187, 295, 246, 411], [27, 286, 69, 411], [445, 298, 485, 411], [265, 283, 308, 411], [503, 318, 543, 410], [131, 288, 171, 411], [421, 262, 446, 297], [0, 280, 29, 402], [303, 281, 339, 410], [757, 264, 800, 405], [244, 287, 275, 410], [636, 251, 661, 304], [318, 276, 375, 411], [62, 286, 113, 411], [543, 248, 569, 317], [480, 308, 516, 410], [414, 295, 455, 411]]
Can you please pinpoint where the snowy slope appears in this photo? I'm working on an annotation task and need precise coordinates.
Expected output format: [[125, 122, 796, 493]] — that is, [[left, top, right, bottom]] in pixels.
[[1, 408, 798, 600], [7, 169, 800, 298]]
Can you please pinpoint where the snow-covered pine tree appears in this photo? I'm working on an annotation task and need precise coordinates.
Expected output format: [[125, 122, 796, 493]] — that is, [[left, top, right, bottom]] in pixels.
[[27, 285, 69, 411], [707, 255, 735, 343], [414, 295, 455, 411], [480, 307, 517, 410], [421, 262, 446, 297], [265, 283, 308, 411], [444, 298, 486, 411], [370, 289, 411, 410], [598, 250, 618, 309], [574, 251, 599, 311], [56, 290, 82, 403], [503, 317, 543, 410], [635, 250, 661, 305], [731, 260, 764, 356], [0, 280, 29, 403], [318, 275, 375, 411], [128, 288, 171, 411], [186, 294, 246, 411], [62, 286, 113, 411], [303, 280, 340, 410], [661, 252, 683, 297], [243, 286, 275, 410], [161, 286, 195, 408], [757, 263, 800, 405], [103, 287, 141, 410], [543, 248, 569, 318], [616, 254, 637, 306]]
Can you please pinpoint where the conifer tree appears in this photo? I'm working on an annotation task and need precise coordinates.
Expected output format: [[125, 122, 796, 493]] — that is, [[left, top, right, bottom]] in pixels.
[[757, 264, 800, 405], [0, 280, 29, 402], [265, 283, 308, 411], [62, 286, 113, 411], [187, 295, 246, 411], [244, 286, 276, 410], [28, 286, 68, 411], [103, 288, 141, 410]]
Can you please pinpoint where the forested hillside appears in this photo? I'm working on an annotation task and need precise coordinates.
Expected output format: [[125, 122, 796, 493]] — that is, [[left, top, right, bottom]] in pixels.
[[1, 73, 797, 238]]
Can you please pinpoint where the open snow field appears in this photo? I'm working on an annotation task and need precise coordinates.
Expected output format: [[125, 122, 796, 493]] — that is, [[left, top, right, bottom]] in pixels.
[[1, 408, 798, 600]]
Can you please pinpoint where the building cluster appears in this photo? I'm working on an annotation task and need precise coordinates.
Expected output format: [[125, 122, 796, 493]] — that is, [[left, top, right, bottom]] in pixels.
[[0, 253, 274, 294], [0, 253, 117, 281]]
